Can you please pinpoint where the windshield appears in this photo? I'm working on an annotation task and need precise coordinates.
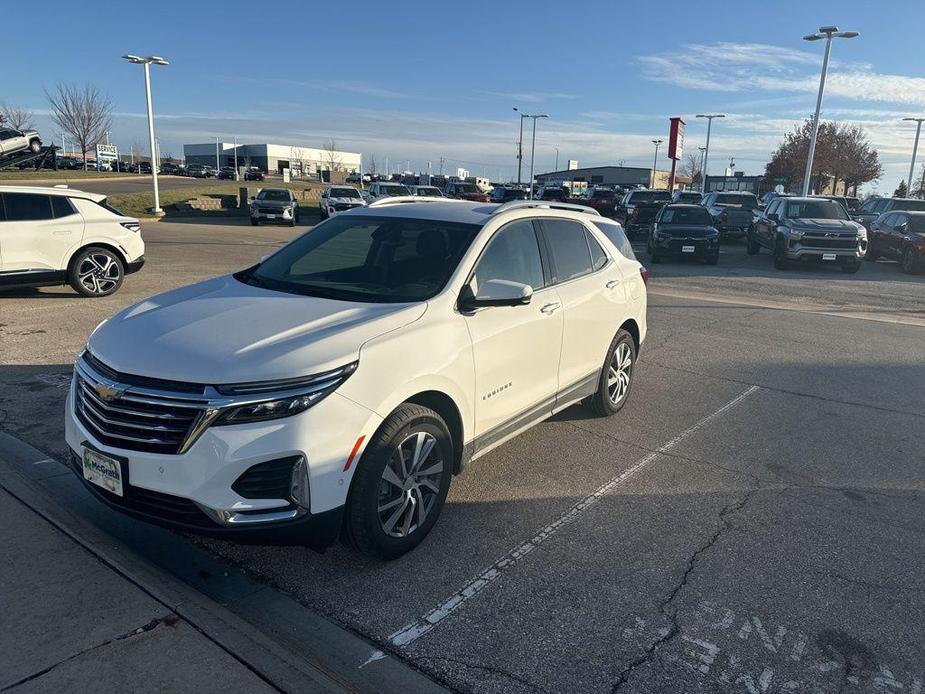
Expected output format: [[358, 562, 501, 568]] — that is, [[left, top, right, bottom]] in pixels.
[[257, 190, 292, 202], [381, 184, 411, 196], [416, 187, 442, 197], [631, 191, 671, 203], [715, 194, 758, 208], [591, 190, 615, 199], [659, 206, 712, 225], [241, 215, 480, 303], [454, 183, 480, 194], [784, 200, 849, 220], [331, 188, 361, 199], [677, 193, 702, 203]]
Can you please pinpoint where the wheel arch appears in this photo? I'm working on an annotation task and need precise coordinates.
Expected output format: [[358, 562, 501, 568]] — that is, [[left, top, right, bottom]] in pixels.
[[66, 242, 128, 274], [619, 318, 640, 354], [404, 390, 466, 475]]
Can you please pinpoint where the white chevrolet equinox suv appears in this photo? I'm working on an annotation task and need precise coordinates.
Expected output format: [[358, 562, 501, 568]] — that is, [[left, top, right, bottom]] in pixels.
[[0, 186, 145, 296], [65, 198, 647, 558]]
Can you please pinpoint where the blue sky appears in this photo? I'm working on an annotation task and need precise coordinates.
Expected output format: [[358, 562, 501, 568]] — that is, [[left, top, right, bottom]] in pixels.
[[3, 0, 925, 190]]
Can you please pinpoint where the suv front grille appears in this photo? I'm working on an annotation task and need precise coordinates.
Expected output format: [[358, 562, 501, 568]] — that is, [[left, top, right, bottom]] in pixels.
[[74, 364, 209, 455], [800, 235, 857, 249]]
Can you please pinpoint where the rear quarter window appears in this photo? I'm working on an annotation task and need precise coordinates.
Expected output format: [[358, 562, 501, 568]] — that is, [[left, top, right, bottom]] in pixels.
[[592, 220, 637, 261]]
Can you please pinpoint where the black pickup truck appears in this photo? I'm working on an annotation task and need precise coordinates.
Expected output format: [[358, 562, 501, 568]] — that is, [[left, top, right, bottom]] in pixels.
[[615, 189, 672, 239], [702, 191, 759, 240]]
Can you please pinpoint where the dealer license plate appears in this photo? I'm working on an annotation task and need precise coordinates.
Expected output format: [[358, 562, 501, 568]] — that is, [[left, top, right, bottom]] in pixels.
[[682, 245, 695, 253], [82, 448, 123, 497], [822, 253, 837, 261]]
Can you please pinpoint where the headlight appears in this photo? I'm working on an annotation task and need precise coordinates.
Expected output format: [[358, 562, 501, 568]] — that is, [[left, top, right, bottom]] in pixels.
[[212, 362, 358, 426], [789, 228, 804, 239], [856, 225, 867, 240]]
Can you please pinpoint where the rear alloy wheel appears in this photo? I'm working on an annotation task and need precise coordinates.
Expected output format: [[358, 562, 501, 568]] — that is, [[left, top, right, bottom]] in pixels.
[[345, 404, 452, 559], [68, 247, 124, 297], [29, 139, 41, 153], [901, 247, 919, 274], [586, 329, 636, 416]]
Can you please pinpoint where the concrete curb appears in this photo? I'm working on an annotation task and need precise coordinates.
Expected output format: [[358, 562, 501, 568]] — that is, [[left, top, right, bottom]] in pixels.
[[0, 431, 449, 694]]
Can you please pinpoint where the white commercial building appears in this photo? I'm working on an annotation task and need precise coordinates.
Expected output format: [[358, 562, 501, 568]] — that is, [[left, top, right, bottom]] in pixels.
[[183, 142, 361, 176]]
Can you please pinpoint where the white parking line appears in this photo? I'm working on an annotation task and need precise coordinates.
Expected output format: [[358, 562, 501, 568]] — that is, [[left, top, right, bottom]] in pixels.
[[380, 385, 761, 653]]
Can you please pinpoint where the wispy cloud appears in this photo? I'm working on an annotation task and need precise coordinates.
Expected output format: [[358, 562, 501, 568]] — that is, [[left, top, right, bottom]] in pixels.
[[637, 42, 925, 106], [476, 90, 579, 103]]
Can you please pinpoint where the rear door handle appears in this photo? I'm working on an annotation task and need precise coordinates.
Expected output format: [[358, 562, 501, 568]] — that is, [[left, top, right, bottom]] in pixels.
[[540, 302, 561, 314], [606, 279, 620, 289]]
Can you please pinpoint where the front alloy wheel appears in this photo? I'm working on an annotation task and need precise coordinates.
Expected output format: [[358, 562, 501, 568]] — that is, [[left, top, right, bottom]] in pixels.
[[345, 403, 452, 559], [68, 248, 124, 297]]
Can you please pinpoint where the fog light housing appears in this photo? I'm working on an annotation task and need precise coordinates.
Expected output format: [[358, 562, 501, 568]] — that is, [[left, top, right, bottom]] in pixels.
[[289, 455, 311, 510]]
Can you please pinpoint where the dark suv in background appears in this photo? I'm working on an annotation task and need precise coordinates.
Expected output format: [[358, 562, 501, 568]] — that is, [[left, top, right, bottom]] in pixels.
[[867, 210, 925, 273], [749, 196, 867, 272], [647, 204, 719, 265], [702, 191, 759, 240], [580, 187, 619, 216], [851, 196, 925, 232], [615, 189, 671, 239]]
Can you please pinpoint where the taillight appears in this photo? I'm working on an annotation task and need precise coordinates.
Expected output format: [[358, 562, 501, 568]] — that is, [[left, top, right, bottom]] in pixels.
[[631, 209, 640, 221], [640, 266, 649, 285], [721, 211, 728, 222]]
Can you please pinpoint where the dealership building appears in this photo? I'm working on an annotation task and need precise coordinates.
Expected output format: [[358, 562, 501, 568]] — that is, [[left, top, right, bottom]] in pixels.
[[535, 165, 692, 191], [183, 142, 361, 176]]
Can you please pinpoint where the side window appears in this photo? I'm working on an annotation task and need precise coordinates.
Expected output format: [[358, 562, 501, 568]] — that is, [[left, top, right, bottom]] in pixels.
[[592, 221, 637, 261], [541, 219, 594, 282], [51, 196, 77, 218], [586, 229, 608, 270], [2, 193, 54, 221], [471, 220, 545, 292], [766, 200, 779, 217], [879, 213, 895, 228], [874, 199, 889, 213]]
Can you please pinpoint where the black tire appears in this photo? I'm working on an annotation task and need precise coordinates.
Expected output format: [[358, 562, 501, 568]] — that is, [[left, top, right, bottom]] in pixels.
[[746, 233, 760, 255], [773, 237, 788, 270], [901, 247, 918, 274], [29, 139, 41, 153], [865, 247, 879, 262], [706, 253, 719, 265], [586, 329, 636, 417], [68, 247, 124, 297], [841, 261, 861, 274], [250, 217, 259, 226], [344, 403, 453, 560]]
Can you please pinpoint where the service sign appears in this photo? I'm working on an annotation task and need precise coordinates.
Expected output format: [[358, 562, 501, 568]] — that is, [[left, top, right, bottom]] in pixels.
[[96, 144, 118, 162], [667, 117, 685, 161]]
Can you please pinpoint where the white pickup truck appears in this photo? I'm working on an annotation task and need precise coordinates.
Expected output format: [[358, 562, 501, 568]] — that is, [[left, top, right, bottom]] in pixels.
[[0, 127, 42, 158]]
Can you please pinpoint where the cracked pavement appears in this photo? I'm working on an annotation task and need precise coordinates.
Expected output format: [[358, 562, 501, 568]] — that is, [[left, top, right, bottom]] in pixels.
[[2, 222, 924, 692]]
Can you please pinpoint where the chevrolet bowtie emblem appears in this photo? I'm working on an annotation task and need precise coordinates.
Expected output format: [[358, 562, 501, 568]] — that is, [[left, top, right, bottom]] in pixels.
[[94, 382, 125, 402]]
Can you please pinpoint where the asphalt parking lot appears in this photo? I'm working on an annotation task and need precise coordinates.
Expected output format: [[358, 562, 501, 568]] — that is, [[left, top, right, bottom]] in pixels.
[[2, 219, 924, 693]]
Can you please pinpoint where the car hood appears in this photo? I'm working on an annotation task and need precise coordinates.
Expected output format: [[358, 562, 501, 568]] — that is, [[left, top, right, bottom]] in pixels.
[[88, 275, 426, 385], [789, 218, 861, 232], [329, 197, 364, 204]]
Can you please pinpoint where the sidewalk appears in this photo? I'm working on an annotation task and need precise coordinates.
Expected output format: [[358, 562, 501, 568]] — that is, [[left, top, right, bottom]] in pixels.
[[0, 432, 448, 694], [0, 486, 278, 692]]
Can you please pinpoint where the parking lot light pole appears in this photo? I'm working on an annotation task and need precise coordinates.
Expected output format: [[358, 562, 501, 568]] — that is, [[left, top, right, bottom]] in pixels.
[[651, 139, 663, 183], [696, 114, 724, 193], [525, 113, 548, 199], [902, 117, 925, 197], [513, 107, 528, 185], [122, 54, 169, 216], [801, 27, 858, 196]]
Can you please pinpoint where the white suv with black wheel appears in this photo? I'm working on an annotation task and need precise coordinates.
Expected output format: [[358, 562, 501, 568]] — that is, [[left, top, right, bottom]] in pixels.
[[0, 186, 145, 296], [65, 199, 647, 559]]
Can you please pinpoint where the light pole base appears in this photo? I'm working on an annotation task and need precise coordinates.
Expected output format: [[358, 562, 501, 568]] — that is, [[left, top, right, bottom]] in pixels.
[[149, 208, 165, 217]]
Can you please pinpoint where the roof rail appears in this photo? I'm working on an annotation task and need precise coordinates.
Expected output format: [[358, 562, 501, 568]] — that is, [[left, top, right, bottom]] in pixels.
[[367, 196, 467, 207], [489, 200, 601, 216]]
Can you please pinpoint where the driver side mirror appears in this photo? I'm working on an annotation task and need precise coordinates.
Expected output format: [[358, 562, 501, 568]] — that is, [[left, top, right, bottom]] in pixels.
[[459, 279, 533, 310]]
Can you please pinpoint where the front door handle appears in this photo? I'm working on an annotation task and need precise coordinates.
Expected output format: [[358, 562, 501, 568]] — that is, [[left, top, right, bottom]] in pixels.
[[540, 302, 561, 314], [606, 279, 620, 289]]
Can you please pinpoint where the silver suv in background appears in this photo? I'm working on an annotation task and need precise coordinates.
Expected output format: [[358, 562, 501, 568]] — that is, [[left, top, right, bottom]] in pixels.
[[250, 188, 300, 226], [0, 128, 42, 158]]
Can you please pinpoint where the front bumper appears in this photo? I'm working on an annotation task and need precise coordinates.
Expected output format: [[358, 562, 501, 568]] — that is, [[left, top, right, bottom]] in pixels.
[[251, 206, 296, 222], [65, 377, 382, 547], [785, 238, 866, 262], [653, 237, 719, 258]]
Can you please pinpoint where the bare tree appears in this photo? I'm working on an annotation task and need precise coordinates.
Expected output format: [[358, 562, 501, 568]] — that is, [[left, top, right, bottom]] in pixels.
[[291, 147, 306, 177], [45, 84, 113, 171], [0, 102, 33, 130], [913, 162, 925, 198], [322, 139, 343, 173], [679, 152, 702, 187]]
